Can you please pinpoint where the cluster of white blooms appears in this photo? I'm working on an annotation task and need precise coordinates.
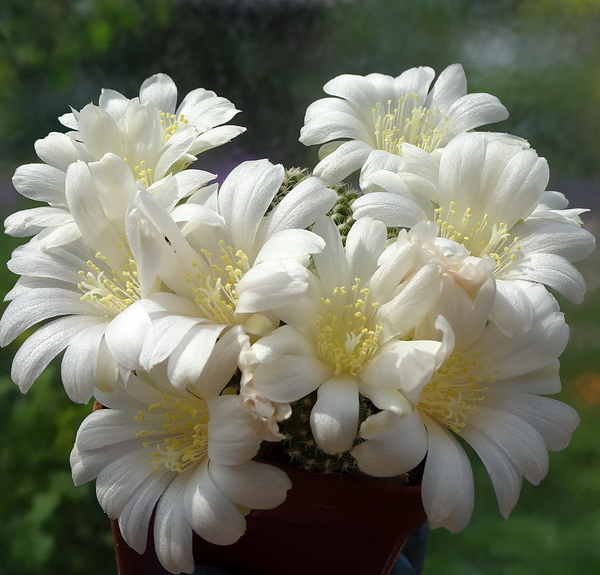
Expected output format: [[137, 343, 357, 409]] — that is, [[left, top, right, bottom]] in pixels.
[[1, 66, 595, 573]]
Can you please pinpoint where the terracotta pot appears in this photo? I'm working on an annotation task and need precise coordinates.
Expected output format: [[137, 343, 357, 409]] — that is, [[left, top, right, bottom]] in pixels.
[[111, 462, 426, 575]]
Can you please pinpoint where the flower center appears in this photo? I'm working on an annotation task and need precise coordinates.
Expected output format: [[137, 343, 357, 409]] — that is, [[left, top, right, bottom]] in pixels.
[[316, 279, 381, 376], [418, 350, 494, 433], [372, 95, 450, 155], [160, 111, 189, 141], [188, 240, 250, 325], [434, 202, 522, 272], [135, 395, 209, 474], [78, 248, 140, 317]]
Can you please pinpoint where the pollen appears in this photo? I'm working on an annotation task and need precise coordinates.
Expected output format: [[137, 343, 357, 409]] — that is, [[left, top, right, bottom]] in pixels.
[[418, 351, 493, 433], [372, 94, 450, 155], [435, 203, 522, 273], [78, 249, 141, 316], [188, 240, 250, 325], [316, 278, 381, 376], [160, 111, 189, 141], [135, 395, 210, 474], [133, 160, 153, 187]]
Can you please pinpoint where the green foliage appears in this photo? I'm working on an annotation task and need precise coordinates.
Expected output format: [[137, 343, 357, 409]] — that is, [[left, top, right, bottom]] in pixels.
[[0, 366, 114, 575]]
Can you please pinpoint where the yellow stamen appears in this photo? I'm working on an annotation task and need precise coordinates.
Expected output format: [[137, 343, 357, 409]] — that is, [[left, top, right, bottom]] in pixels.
[[316, 278, 381, 376], [418, 351, 494, 433], [135, 395, 210, 474], [372, 94, 450, 155]]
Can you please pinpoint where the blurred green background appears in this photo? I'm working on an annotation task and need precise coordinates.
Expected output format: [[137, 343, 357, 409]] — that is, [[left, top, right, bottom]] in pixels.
[[0, 0, 599, 573]]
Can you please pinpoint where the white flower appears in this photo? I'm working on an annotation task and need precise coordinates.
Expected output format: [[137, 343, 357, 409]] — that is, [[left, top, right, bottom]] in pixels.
[[242, 217, 494, 454], [60, 72, 246, 167], [356, 132, 596, 334], [105, 159, 337, 389], [299, 64, 508, 184], [70, 352, 291, 574], [0, 158, 164, 401], [352, 281, 579, 532], [6, 73, 243, 247]]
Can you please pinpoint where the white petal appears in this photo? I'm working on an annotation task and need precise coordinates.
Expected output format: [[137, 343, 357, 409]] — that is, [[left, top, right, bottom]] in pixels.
[[245, 325, 317, 364], [65, 161, 124, 261], [460, 423, 522, 519], [154, 474, 195, 574], [490, 279, 534, 337], [75, 409, 142, 450], [377, 264, 443, 338], [253, 229, 325, 265], [208, 460, 291, 509], [193, 325, 247, 399], [217, 160, 284, 257], [152, 169, 216, 213], [503, 252, 588, 303], [486, 391, 579, 451], [104, 300, 153, 370], [311, 216, 350, 291], [301, 109, 373, 145], [207, 396, 262, 465], [12, 163, 66, 204], [167, 323, 228, 389], [345, 217, 387, 281], [36, 221, 82, 248], [445, 93, 509, 133], [422, 417, 474, 532], [258, 176, 337, 240], [235, 260, 310, 314], [139, 73, 178, 113], [190, 125, 246, 154], [393, 66, 435, 101], [70, 439, 141, 486], [96, 448, 156, 519], [4, 207, 74, 237], [155, 126, 197, 177], [61, 321, 108, 403], [311, 374, 360, 454], [360, 339, 443, 403], [140, 314, 206, 368], [12, 315, 101, 393], [353, 409, 428, 477], [469, 409, 549, 485], [184, 461, 247, 545], [427, 64, 467, 111], [252, 354, 332, 403], [98, 88, 129, 119], [514, 217, 595, 263], [170, 202, 224, 228], [88, 153, 136, 235], [77, 104, 125, 160], [35, 132, 92, 171], [312, 140, 373, 184], [118, 469, 174, 554], [358, 381, 412, 417]]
